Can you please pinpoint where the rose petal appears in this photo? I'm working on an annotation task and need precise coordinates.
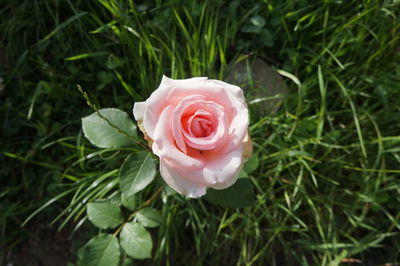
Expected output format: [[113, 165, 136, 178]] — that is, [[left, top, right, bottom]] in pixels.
[[203, 150, 242, 184], [160, 160, 207, 198], [143, 76, 209, 140], [173, 95, 228, 151], [182, 113, 226, 151], [208, 79, 246, 103], [220, 107, 249, 154], [169, 150, 243, 187], [165, 80, 249, 153], [209, 170, 241, 190], [172, 95, 207, 154], [152, 105, 205, 168], [208, 79, 249, 153], [166, 83, 234, 122], [160, 75, 208, 88], [133, 102, 146, 121]]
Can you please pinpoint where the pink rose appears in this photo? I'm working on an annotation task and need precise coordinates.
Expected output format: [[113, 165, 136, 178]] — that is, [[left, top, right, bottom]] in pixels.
[[133, 76, 252, 198]]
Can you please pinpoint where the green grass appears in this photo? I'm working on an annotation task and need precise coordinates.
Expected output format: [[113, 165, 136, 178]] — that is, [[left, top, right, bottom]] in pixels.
[[1, 0, 400, 265]]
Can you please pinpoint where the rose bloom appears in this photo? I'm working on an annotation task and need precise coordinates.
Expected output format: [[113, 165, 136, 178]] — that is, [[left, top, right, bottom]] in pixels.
[[133, 76, 252, 198]]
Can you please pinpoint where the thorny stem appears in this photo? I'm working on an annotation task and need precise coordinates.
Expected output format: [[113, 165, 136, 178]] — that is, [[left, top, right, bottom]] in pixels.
[[77, 85, 149, 150], [113, 186, 164, 236]]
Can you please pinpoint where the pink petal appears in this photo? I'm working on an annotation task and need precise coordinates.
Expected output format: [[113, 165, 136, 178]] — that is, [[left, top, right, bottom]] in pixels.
[[160, 75, 208, 88], [165, 83, 234, 121], [143, 76, 209, 140], [160, 160, 207, 198], [152, 105, 205, 169], [209, 170, 241, 190], [203, 150, 243, 185], [208, 79, 246, 103], [207, 79, 249, 153], [173, 95, 228, 151], [133, 102, 146, 121], [171, 95, 208, 154], [168, 150, 243, 188]]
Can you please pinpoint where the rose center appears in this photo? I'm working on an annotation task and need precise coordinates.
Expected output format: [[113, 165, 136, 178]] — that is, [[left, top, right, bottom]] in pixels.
[[190, 117, 212, 138], [175, 99, 225, 152]]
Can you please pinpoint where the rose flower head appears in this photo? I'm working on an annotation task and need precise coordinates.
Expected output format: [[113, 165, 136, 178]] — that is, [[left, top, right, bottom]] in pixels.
[[133, 76, 252, 198]]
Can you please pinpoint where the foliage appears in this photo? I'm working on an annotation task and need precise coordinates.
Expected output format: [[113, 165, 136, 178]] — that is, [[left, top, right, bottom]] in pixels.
[[1, 0, 400, 265]]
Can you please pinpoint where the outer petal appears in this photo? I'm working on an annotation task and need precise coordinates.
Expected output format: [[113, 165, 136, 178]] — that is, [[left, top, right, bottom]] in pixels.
[[220, 106, 249, 154], [208, 79, 246, 103], [203, 150, 243, 184], [209, 167, 241, 190], [160, 75, 208, 88], [133, 102, 146, 121], [160, 160, 207, 198], [208, 80, 249, 153], [165, 83, 233, 119], [169, 150, 243, 188]]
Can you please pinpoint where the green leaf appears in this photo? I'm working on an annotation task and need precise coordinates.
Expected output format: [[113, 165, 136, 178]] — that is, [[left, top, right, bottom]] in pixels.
[[87, 202, 123, 229], [121, 193, 136, 211], [82, 108, 137, 148], [119, 151, 156, 197], [136, 208, 162, 228], [78, 234, 120, 266], [121, 257, 134, 266], [108, 192, 121, 206], [251, 15, 266, 28], [120, 222, 152, 259], [244, 154, 259, 174], [238, 169, 249, 178], [205, 178, 255, 208]]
